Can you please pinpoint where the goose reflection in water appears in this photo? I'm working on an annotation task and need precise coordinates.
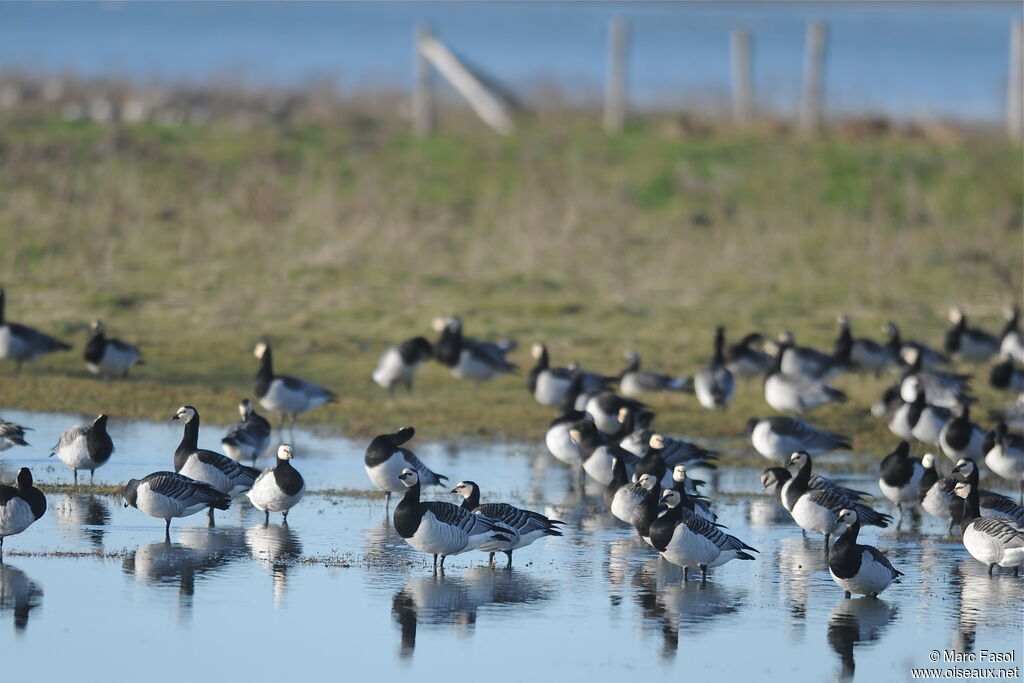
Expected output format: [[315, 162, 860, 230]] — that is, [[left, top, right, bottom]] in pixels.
[[246, 523, 303, 608], [632, 557, 747, 660], [0, 563, 42, 633], [826, 597, 898, 682], [54, 493, 110, 548], [777, 535, 828, 628], [952, 558, 1024, 653], [122, 527, 247, 621], [391, 567, 554, 659]]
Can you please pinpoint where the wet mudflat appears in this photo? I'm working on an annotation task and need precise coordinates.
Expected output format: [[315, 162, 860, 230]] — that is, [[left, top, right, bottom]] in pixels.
[[0, 409, 1020, 682]]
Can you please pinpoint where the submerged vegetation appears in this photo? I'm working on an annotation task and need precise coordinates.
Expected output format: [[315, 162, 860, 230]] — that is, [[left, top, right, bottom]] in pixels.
[[0, 104, 1020, 455]]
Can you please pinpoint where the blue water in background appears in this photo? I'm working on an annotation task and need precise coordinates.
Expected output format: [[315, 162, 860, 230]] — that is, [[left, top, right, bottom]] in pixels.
[[0, 2, 1021, 120]]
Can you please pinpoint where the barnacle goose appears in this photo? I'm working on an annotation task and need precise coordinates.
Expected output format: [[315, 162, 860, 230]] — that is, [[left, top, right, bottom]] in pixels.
[[650, 489, 757, 583], [828, 509, 902, 597], [777, 331, 849, 381], [632, 433, 710, 493], [0, 288, 71, 372], [122, 471, 230, 536], [432, 316, 517, 384], [944, 307, 1000, 364], [451, 480, 563, 567], [939, 405, 986, 463], [783, 452, 891, 551], [83, 320, 141, 378], [764, 348, 847, 414], [998, 305, 1023, 363], [247, 444, 305, 524], [918, 452, 958, 532], [585, 391, 649, 434], [620, 429, 718, 473], [900, 348, 974, 409], [394, 468, 512, 570], [372, 336, 434, 396], [761, 466, 869, 503], [951, 458, 1024, 524], [0, 418, 30, 452], [835, 315, 894, 376], [364, 427, 447, 506], [0, 468, 46, 558], [570, 419, 638, 485], [747, 416, 851, 462], [607, 456, 650, 523], [724, 332, 772, 380], [883, 377, 952, 445], [952, 481, 1024, 575], [883, 322, 949, 369], [544, 409, 588, 470], [253, 340, 336, 429], [172, 406, 260, 519], [527, 343, 575, 407], [671, 465, 715, 522], [631, 474, 663, 545], [983, 423, 1024, 503], [877, 441, 924, 523], [618, 351, 690, 397], [51, 414, 114, 484], [989, 358, 1024, 393], [221, 398, 272, 465], [694, 327, 735, 410]]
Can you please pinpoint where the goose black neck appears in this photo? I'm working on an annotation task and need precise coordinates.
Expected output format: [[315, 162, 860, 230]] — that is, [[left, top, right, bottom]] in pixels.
[[0, 289, 4, 325], [257, 346, 274, 380], [834, 517, 861, 549], [1001, 309, 1020, 338], [536, 346, 549, 370], [273, 457, 304, 496], [791, 456, 812, 492], [960, 486, 981, 528], [609, 457, 628, 489], [174, 416, 200, 470], [433, 326, 461, 367], [393, 482, 423, 539], [463, 485, 481, 510], [712, 328, 725, 365]]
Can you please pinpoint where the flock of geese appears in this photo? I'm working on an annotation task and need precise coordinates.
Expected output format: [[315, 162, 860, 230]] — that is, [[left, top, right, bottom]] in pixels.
[[1, 288, 1023, 598]]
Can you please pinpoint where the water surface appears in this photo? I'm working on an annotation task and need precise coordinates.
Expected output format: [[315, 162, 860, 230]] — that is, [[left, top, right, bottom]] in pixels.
[[0, 408, 1020, 682]]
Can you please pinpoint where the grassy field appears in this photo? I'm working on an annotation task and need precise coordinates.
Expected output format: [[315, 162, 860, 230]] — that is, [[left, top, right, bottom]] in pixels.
[[0, 107, 1020, 458]]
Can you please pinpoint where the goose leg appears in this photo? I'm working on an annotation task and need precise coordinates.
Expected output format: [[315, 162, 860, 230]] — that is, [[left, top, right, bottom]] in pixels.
[[699, 564, 708, 584], [505, 551, 513, 569], [90, 470, 95, 485], [988, 563, 995, 576], [164, 518, 172, 540], [683, 567, 689, 582], [208, 506, 215, 527], [488, 552, 494, 566], [896, 503, 903, 529], [73, 469, 78, 486], [439, 555, 447, 571], [1, 536, 4, 562], [282, 510, 289, 523], [264, 509, 270, 524], [824, 533, 830, 556], [432, 554, 438, 571]]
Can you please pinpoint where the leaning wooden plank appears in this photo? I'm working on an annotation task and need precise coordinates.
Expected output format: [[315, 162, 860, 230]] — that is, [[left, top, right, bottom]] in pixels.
[[419, 34, 514, 135]]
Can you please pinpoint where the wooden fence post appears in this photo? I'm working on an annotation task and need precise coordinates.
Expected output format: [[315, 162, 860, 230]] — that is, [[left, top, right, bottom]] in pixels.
[[1009, 19, 1023, 143], [731, 29, 752, 126], [604, 18, 628, 133], [798, 21, 826, 135], [413, 25, 435, 136]]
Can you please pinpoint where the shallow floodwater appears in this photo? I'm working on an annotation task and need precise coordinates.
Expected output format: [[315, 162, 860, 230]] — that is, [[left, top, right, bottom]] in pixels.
[[0, 409, 1021, 682]]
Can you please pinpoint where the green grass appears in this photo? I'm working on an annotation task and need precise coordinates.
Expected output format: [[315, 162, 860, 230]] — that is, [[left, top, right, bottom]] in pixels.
[[0, 110, 1020, 455]]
